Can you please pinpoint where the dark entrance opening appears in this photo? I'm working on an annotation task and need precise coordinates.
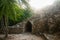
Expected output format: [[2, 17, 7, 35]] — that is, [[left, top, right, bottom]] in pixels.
[[25, 21, 32, 32]]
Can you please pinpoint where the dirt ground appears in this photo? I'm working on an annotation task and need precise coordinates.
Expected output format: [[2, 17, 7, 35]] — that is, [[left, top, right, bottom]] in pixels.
[[0, 33, 45, 40], [0, 33, 60, 40]]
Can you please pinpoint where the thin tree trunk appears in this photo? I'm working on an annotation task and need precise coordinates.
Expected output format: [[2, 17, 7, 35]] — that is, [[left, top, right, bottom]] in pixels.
[[5, 16, 8, 38], [3, 15, 8, 38], [1, 16, 5, 34]]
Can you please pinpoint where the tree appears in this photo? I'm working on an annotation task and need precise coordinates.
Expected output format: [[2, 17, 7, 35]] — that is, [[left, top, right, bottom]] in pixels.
[[0, 0, 29, 38]]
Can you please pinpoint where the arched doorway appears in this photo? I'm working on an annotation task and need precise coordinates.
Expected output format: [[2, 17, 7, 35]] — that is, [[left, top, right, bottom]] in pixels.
[[25, 21, 32, 32]]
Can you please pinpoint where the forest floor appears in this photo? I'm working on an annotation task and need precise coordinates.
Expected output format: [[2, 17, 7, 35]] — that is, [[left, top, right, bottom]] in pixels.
[[0, 33, 60, 40], [0, 33, 45, 40]]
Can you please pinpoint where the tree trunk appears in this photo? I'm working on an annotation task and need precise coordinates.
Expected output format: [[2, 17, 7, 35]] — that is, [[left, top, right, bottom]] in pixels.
[[3, 15, 8, 38], [1, 16, 5, 34]]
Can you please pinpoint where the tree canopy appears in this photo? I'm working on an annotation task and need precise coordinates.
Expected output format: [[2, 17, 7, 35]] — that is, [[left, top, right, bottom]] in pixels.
[[0, 0, 32, 26]]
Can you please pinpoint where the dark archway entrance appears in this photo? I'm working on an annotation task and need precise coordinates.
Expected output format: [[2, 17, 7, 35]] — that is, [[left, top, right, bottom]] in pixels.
[[25, 21, 32, 32]]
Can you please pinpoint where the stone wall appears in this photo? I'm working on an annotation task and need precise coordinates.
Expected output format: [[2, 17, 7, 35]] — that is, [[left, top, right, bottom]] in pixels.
[[0, 27, 24, 34], [32, 13, 60, 34], [32, 18, 47, 34], [8, 28, 23, 34], [0, 21, 26, 34]]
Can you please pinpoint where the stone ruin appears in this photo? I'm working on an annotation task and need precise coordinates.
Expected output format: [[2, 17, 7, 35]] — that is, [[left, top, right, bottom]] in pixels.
[[0, 12, 60, 34]]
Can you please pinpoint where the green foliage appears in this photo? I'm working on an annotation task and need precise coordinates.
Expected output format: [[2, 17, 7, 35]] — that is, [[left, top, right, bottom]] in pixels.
[[8, 8, 32, 26], [0, 0, 18, 19], [0, 0, 32, 26]]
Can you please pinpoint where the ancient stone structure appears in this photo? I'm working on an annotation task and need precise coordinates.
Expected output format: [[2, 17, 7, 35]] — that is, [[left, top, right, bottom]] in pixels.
[[0, 12, 60, 34]]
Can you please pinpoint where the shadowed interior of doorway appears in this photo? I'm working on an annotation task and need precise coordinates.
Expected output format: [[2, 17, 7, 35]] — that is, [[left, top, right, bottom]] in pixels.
[[25, 21, 32, 32]]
